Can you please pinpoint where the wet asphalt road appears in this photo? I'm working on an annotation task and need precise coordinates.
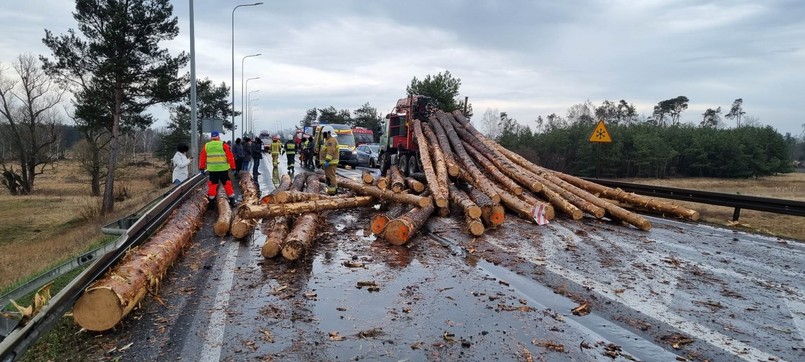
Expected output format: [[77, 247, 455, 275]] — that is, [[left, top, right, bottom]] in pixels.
[[96, 155, 804, 361]]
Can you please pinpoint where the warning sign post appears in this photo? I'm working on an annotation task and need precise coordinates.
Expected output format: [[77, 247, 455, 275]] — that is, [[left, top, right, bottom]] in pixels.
[[588, 120, 612, 143]]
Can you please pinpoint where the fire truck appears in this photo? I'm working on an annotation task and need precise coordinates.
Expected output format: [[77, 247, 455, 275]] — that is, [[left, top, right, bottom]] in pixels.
[[378, 95, 436, 176]]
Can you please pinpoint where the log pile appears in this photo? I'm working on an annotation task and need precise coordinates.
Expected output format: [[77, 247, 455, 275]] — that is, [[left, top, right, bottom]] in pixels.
[[230, 172, 260, 239], [239, 107, 698, 258]]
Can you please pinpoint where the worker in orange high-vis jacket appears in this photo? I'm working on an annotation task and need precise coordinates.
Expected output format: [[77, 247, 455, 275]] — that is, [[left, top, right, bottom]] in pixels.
[[199, 130, 237, 208]]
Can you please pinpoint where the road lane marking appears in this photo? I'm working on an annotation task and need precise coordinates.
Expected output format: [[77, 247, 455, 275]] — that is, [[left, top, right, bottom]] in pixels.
[[199, 240, 239, 361]]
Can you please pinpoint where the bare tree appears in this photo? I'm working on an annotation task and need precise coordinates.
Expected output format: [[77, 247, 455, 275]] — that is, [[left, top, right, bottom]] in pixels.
[[479, 108, 501, 139], [0, 54, 65, 195]]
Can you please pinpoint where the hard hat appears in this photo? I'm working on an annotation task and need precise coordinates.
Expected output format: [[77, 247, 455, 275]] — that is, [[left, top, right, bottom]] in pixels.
[[322, 125, 335, 135], [273, 135, 280, 140], [210, 131, 220, 139]]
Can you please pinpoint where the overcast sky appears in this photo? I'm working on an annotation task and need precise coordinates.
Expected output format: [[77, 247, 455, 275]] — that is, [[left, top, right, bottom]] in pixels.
[[1, 0, 803, 136]]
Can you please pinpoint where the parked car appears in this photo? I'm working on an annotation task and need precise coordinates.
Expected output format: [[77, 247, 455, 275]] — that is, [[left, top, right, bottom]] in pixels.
[[356, 143, 380, 168]]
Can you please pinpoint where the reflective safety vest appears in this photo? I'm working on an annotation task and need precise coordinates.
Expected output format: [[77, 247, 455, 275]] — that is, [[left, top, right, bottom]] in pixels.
[[205, 141, 229, 172], [270, 141, 282, 156], [285, 141, 296, 155], [302, 140, 310, 149]]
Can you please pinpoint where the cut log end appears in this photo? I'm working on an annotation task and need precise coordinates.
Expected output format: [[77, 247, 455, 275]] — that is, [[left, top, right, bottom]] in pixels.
[[435, 197, 448, 208], [371, 214, 390, 235], [689, 211, 701, 221], [638, 220, 652, 231], [466, 205, 482, 219], [230, 222, 251, 239], [281, 242, 304, 261], [447, 165, 459, 177], [569, 209, 584, 220], [418, 197, 433, 208], [384, 220, 411, 246], [391, 185, 403, 193], [213, 222, 230, 237], [468, 219, 484, 236], [361, 171, 374, 184], [261, 240, 281, 259], [73, 287, 124, 332], [490, 205, 506, 227]]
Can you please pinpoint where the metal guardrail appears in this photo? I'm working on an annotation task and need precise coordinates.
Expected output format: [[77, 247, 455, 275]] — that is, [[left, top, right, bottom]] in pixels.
[[0, 174, 205, 361], [583, 177, 805, 221]]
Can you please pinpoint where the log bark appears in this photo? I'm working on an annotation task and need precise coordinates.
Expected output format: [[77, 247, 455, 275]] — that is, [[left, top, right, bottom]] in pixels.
[[447, 184, 482, 219], [275, 190, 335, 204], [362, 170, 375, 184], [411, 119, 448, 207], [214, 188, 233, 237], [281, 174, 323, 261], [459, 183, 505, 227], [448, 184, 485, 236], [517, 191, 556, 221], [429, 114, 460, 176], [404, 177, 425, 193], [244, 195, 376, 219], [231, 173, 260, 239], [432, 111, 500, 203], [291, 171, 311, 191], [553, 173, 700, 221], [260, 174, 293, 204], [388, 164, 406, 193], [452, 119, 542, 193], [73, 189, 208, 331], [421, 121, 451, 205], [370, 203, 410, 236], [260, 216, 289, 258], [462, 141, 523, 196], [384, 202, 436, 246], [336, 177, 431, 208]]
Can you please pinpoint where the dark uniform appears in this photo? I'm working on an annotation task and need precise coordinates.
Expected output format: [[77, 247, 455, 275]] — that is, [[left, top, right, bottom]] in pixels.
[[284, 139, 297, 175]]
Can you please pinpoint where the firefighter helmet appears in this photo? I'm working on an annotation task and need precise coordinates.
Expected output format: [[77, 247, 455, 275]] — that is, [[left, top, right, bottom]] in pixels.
[[322, 125, 335, 136], [273, 135, 280, 141]]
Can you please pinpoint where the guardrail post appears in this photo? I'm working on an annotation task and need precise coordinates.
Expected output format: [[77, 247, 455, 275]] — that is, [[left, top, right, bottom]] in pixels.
[[732, 207, 741, 221]]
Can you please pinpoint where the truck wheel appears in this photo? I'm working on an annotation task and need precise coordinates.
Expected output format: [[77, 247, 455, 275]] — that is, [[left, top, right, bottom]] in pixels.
[[407, 155, 418, 175], [398, 155, 408, 177]]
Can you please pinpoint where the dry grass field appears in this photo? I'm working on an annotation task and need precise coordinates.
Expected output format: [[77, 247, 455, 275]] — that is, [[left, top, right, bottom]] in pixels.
[[0, 155, 171, 292], [624, 172, 805, 241]]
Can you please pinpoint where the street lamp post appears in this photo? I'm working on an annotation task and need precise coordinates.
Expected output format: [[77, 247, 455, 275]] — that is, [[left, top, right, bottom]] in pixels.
[[241, 53, 261, 138], [245, 77, 259, 135], [249, 99, 260, 135], [231, 2, 263, 143]]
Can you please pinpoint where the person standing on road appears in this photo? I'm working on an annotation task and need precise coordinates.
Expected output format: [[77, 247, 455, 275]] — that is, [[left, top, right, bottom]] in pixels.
[[241, 137, 252, 172], [171, 143, 191, 185], [199, 131, 236, 207], [251, 138, 263, 178], [304, 135, 314, 169], [284, 136, 297, 176], [232, 138, 244, 177], [270, 135, 282, 169], [320, 126, 339, 195]]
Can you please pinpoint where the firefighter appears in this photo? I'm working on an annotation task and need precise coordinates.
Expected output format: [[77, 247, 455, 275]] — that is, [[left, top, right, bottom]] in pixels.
[[270, 135, 282, 169], [199, 131, 236, 208], [284, 136, 297, 176], [320, 126, 339, 195]]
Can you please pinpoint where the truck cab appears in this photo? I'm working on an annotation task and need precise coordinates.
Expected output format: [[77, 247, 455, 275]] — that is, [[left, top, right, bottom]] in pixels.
[[378, 95, 435, 176]]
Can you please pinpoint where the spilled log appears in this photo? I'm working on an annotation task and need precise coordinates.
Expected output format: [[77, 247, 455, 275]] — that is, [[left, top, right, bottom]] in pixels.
[[231, 173, 260, 239], [384, 202, 436, 246], [388, 164, 406, 193], [243, 195, 376, 219], [362, 170, 375, 184], [73, 189, 208, 331], [429, 114, 460, 176], [411, 119, 448, 207], [214, 187, 233, 237], [282, 174, 324, 261], [336, 177, 431, 208], [448, 184, 484, 236], [370, 203, 411, 236], [404, 177, 425, 193]]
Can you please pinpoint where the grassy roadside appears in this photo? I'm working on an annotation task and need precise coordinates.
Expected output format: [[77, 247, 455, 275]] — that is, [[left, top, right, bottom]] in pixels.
[[623, 172, 805, 241]]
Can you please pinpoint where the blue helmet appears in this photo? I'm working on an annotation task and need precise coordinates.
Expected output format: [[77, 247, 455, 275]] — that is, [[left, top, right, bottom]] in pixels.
[[211, 130, 220, 139]]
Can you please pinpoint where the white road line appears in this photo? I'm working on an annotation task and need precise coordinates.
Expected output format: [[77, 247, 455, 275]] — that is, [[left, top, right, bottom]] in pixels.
[[199, 241, 239, 362]]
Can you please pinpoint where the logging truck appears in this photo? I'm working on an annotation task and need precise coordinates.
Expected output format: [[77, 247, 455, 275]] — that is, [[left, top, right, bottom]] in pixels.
[[379, 95, 437, 176]]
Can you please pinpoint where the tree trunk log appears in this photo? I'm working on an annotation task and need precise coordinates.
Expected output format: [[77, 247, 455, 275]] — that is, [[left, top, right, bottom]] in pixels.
[[465, 215, 485, 236], [244, 195, 376, 219], [429, 114, 460, 176], [275, 190, 335, 204], [447, 184, 482, 219], [73, 189, 208, 331], [404, 177, 425, 193], [281, 174, 323, 261], [370, 203, 410, 236], [214, 188, 233, 236], [260, 174, 293, 204], [362, 170, 375, 184], [261, 216, 289, 258], [462, 141, 523, 196], [336, 177, 431, 208], [459, 183, 505, 228], [421, 121, 451, 205], [388, 164, 406, 193], [384, 202, 436, 246], [411, 119, 448, 207], [231, 173, 260, 239], [432, 111, 500, 203], [291, 171, 312, 191], [374, 176, 388, 191]]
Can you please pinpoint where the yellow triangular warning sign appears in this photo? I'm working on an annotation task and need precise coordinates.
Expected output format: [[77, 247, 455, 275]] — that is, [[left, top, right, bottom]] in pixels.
[[588, 120, 612, 143]]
